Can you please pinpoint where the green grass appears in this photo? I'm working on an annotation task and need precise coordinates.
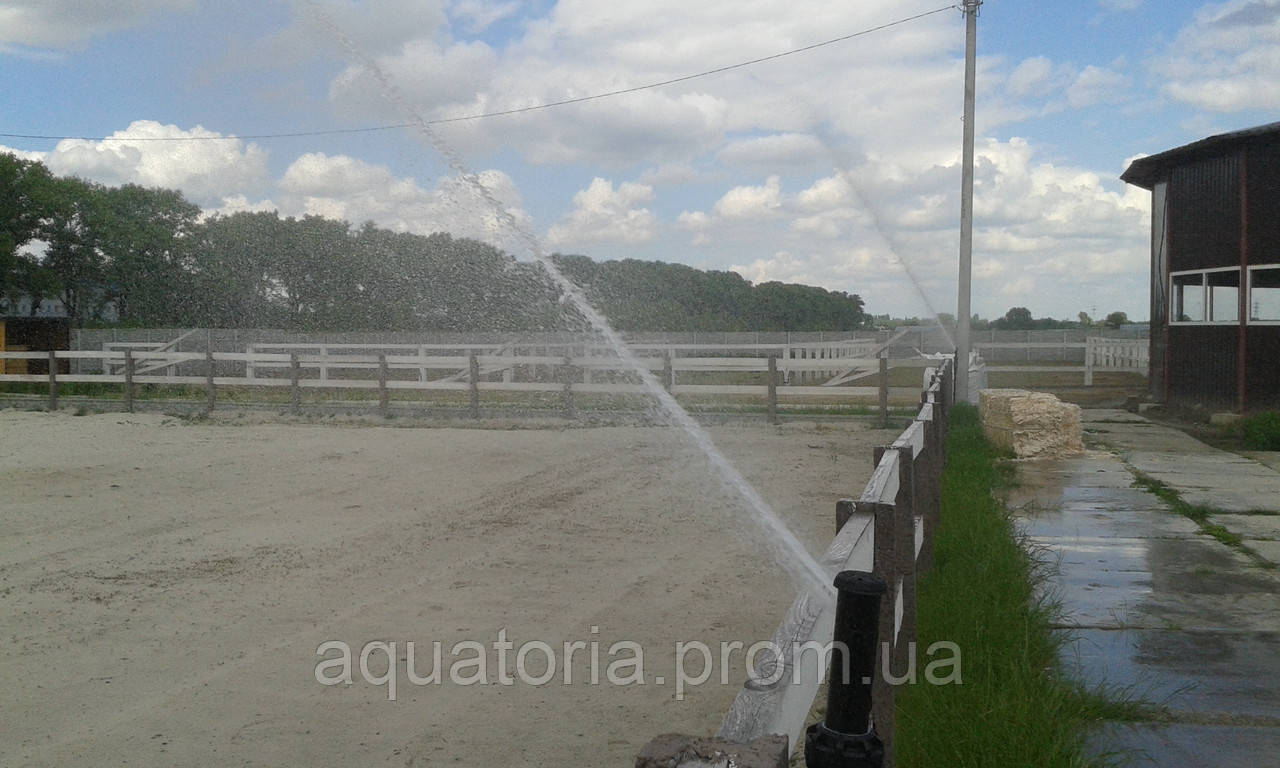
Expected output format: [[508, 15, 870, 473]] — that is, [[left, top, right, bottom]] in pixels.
[[1129, 473, 1275, 569], [895, 404, 1145, 768], [1240, 411, 1280, 450]]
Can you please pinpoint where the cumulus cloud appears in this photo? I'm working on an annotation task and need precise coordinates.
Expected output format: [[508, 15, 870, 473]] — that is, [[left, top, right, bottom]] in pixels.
[[717, 133, 828, 173], [712, 176, 783, 220], [31, 121, 271, 208], [1152, 0, 1280, 111], [1066, 65, 1131, 108], [0, 0, 194, 53], [683, 134, 1151, 319], [276, 151, 533, 248], [546, 178, 657, 246], [449, 0, 519, 33]]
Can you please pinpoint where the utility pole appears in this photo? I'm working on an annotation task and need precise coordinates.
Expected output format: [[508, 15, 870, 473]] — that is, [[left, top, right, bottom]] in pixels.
[[956, 0, 981, 404]]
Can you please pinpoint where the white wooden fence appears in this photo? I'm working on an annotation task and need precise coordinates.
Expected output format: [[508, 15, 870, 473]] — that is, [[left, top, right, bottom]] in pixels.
[[715, 359, 953, 759], [0, 347, 933, 413]]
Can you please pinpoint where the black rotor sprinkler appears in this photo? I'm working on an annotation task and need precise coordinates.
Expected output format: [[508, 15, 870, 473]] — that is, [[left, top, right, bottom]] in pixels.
[[804, 570, 886, 768]]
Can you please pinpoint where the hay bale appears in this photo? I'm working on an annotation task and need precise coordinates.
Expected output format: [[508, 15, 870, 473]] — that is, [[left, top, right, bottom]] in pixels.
[[979, 389, 1083, 458]]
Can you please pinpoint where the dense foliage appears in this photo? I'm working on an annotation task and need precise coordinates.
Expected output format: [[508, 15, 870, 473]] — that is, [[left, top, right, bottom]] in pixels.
[[0, 154, 866, 332]]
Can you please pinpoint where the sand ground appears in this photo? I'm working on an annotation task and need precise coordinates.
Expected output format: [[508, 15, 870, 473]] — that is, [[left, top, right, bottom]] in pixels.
[[0, 409, 894, 766]]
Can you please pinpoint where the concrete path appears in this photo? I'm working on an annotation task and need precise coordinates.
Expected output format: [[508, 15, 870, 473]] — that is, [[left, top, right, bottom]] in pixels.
[[1002, 409, 1280, 766]]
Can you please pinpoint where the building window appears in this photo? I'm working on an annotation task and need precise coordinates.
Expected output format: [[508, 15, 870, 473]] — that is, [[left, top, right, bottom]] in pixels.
[[1250, 265, 1280, 323], [1209, 269, 1240, 322], [1172, 271, 1206, 323], [1171, 268, 1241, 325]]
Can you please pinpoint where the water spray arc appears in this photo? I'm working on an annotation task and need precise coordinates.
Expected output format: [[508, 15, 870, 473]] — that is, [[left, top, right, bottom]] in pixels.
[[305, 4, 834, 601]]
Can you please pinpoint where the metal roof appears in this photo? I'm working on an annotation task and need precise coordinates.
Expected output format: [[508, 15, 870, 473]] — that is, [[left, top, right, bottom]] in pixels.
[[1120, 121, 1280, 189]]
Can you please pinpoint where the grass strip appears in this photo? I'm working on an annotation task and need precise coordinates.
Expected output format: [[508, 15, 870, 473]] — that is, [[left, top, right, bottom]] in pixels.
[[1129, 472, 1276, 569], [895, 403, 1141, 768]]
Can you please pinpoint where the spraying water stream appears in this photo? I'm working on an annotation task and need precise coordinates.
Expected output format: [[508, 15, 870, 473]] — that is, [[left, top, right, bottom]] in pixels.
[[307, 5, 835, 601]]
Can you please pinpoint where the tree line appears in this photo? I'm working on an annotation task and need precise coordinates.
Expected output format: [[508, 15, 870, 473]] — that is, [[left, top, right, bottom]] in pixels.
[[1, 153, 866, 332]]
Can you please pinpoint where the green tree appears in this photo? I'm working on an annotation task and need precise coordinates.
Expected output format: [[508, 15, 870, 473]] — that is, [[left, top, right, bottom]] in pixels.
[[1104, 311, 1128, 329], [0, 153, 57, 306], [99, 184, 202, 325], [999, 306, 1035, 330]]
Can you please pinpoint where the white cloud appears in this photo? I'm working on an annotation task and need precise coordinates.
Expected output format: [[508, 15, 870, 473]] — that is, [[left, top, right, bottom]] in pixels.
[[1066, 65, 1130, 108], [718, 133, 827, 172], [712, 176, 783, 220], [37, 121, 270, 208], [1097, 0, 1142, 11], [276, 152, 532, 248], [1152, 0, 1280, 112], [546, 178, 657, 246], [449, 0, 519, 33], [0, 0, 194, 52], [1006, 57, 1057, 98]]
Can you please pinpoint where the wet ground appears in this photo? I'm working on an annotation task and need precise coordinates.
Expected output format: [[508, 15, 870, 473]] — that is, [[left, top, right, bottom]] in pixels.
[[1002, 410, 1280, 766]]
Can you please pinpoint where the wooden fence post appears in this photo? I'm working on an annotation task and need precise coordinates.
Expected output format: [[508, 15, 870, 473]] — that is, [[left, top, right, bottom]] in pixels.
[[378, 354, 390, 418], [205, 349, 216, 414], [663, 350, 674, 392], [469, 353, 480, 419], [878, 352, 889, 428], [767, 355, 778, 425], [124, 349, 135, 413], [835, 498, 855, 534], [561, 353, 576, 420], [290, 353, 301, 414], [1084, 337, 1095, 387], [892, 446, 918, 684], [859, 493, 898, 766], [47, 349, 58, 411]]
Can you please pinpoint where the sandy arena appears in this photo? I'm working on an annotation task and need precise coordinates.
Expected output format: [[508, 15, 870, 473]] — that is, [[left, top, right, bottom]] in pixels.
[[1, 409, 895, 766]]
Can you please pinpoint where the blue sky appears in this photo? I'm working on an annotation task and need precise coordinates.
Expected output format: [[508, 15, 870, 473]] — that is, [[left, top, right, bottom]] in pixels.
[[3, 0, 1278, 322]]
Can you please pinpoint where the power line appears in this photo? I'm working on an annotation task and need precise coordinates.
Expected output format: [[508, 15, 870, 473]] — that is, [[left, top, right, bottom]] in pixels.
[[0, 5, 956, 144]]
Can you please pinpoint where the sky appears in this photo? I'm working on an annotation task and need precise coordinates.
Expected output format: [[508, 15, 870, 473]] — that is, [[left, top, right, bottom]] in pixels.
[[1, 0, 1278, 323]]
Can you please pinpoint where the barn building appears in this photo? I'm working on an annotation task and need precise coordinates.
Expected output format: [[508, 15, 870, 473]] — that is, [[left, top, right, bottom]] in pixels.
[[1121, 122, 1280, 412]]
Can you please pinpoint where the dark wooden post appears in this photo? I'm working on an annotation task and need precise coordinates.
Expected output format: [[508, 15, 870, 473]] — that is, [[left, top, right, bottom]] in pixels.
[[124, 349, 135, 413], [878, 352, 889, 428], [468, 353, 480, 419], [767, 355, 779, 425], [892, 446, 918, 685], [290, 353, 301, 414], [378, 354, 390, 418], [857, 493, 897, 766], [47, 349, 58, 411], [205, 349, 216, 413], [663, 350, 674, 392], [835, 498, 855, 533]]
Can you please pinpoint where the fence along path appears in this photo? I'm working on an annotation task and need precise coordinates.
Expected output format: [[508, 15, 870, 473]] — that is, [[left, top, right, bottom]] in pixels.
[[716, 358, 953, 760]]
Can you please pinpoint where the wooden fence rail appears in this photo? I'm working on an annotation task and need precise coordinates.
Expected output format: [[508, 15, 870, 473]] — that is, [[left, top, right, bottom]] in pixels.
[[714, 358, 954, 763], [0, 349, 931, 413]]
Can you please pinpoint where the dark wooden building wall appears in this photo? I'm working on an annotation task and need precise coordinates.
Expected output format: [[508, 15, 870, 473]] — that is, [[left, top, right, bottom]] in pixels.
[[1168, 154, 1240, 272], [1249, 143, 1280, 261], [1167, 325, 1238, 408]]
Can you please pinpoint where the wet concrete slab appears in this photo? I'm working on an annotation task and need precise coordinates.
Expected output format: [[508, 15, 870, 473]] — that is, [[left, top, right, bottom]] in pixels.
[[1003, 420, 1280, 764], [1086, 723, 1280, 767], [1250, 540, 1280, 565], [1214, 514, 1280, 540], [1060, 628, 1280, 717], [1243, 451, 1280, 473]]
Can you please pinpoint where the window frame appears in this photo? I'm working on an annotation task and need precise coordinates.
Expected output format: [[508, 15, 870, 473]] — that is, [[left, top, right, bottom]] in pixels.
[[1247, 263, 1280, 326], [1169, 267, 1241, 326]]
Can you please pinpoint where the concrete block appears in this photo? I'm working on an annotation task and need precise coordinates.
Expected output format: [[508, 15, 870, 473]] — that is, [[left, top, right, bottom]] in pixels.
[[635, 733, 788, 768], [1210, 411, 1242, 426], [979, 388, 1084, 458]]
